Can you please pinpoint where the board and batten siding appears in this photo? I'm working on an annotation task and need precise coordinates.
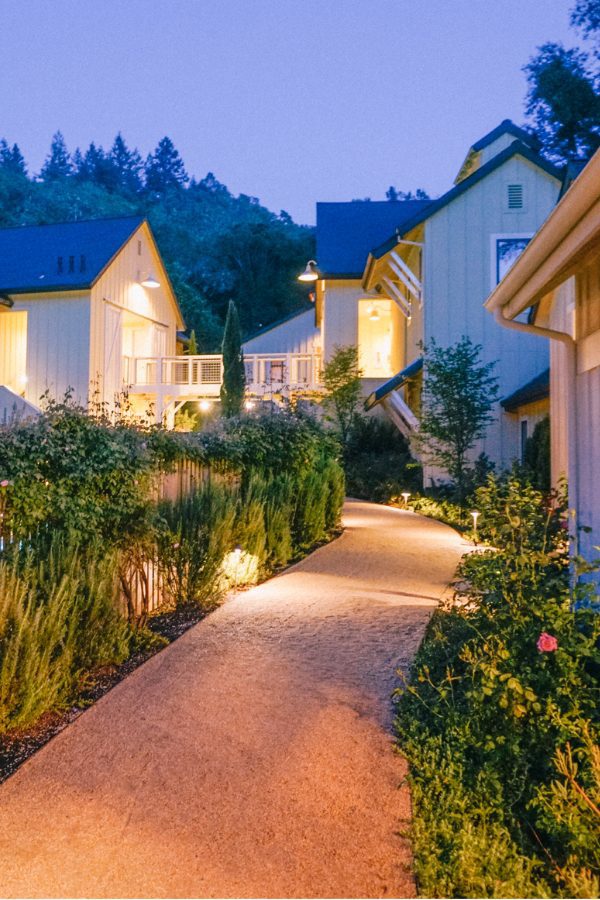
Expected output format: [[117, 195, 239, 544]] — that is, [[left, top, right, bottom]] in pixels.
[[7, 292, 91, 408], [89, 222, 181, 403], [242, 309, 320, 355], [422, 154, 560, 467]]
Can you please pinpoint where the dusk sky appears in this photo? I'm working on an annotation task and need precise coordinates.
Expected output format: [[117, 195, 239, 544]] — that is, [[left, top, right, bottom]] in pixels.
[[1, 0, 577, 224]]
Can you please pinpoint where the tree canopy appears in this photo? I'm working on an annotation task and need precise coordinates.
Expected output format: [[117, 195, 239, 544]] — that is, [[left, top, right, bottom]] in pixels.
[[0, 132, 314, 352], [524, 0, 600, 163]]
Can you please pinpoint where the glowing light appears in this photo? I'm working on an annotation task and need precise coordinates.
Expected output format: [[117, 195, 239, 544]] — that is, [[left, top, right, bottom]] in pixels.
[[140, 274, 160, 289], [368, 306, 380, 322], [199, 399, 211, 412], [401, 492, 411, 507], [298, 260, 319, 282], [244, 399, 255, 410], [220, 546, 259, 590], [471, 510, 480, 544], [18, 374, 28, 385]]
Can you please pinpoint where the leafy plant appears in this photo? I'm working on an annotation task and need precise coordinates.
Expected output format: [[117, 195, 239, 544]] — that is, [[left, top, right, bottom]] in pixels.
[[321, 345, 363, 448], [220, 299, 245, 417]]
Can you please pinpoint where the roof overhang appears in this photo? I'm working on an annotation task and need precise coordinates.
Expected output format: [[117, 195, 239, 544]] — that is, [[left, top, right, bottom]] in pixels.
[[485, 150, 600, 321]]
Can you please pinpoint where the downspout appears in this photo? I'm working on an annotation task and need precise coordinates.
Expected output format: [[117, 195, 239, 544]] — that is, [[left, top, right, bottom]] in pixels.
[[492, 307, 578, 554]]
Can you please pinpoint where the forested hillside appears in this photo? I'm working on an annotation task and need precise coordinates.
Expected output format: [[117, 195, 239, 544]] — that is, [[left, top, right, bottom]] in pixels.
[[0, 133, 315, 350]]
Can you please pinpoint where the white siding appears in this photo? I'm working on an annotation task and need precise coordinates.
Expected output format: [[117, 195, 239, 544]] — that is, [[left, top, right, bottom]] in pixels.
[[7, 293, 91, 407], [423, 155, 560, 467], [242, 309, 320, 354]]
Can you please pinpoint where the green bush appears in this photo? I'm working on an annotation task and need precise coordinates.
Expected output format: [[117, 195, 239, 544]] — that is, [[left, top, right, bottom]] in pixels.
[[395, 473, 600, 898], [0, 538, 142, 734], [344, 417, 421, 502]]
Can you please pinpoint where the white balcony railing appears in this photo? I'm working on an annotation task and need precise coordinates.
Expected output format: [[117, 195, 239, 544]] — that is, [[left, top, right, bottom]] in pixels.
[[123, 353, 322, 395]]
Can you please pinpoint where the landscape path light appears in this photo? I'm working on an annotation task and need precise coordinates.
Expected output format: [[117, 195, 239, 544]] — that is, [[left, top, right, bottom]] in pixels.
[[401, 492, 411, 507], [471, 510, 480, 544], [199, 399, 211, 412]]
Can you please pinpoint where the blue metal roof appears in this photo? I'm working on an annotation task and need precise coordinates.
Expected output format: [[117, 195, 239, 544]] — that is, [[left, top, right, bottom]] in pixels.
[[364, 357, 423, 410], [0, 215, 145, 294], [368, 142, 562, 264], [501, 369, 549, 411], [316, 199, 430, 278], [471, 119, 540, 153]]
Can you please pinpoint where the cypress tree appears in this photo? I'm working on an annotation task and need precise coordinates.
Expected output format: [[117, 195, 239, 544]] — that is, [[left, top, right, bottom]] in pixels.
[[220, 300, 245, 417]]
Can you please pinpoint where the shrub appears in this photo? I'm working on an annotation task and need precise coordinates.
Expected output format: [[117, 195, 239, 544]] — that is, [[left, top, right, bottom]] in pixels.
[[395, 473, 600, 898], [344, 417, 421, 502], [0, 538, 142, 734]]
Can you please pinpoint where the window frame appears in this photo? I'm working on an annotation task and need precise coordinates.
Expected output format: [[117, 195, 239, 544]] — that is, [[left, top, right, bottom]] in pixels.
[[490, 233, 534, 290]]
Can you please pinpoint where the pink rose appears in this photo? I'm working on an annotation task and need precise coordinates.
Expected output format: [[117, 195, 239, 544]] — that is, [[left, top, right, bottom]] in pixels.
[[537, 632, 558, 653], [0, 480, 9, 488]]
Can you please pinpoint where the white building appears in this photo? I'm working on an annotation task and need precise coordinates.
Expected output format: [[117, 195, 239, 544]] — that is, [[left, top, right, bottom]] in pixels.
[[486, 149, 600, 562]]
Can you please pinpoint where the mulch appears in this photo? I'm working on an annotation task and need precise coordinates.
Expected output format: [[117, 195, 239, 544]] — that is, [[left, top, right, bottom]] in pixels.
[[0, 604, 206, 786]]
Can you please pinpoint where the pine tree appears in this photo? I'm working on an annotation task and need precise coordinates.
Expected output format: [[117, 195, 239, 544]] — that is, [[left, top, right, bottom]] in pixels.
[[144, 136, 188, 195], [40, 131, 73, 180], [220, 300, 245, 417], [110, 133, 143, 195], [187, 330, 198, 355], [0, 140, 26, 176]]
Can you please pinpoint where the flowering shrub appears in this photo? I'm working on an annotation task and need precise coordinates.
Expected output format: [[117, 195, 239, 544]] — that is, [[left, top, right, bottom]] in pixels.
[[395, 473, 600, 898], [0, 400, 344, 734]]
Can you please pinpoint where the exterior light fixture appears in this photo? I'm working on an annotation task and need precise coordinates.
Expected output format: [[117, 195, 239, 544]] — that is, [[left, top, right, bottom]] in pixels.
[[199, 399, 211, 412], [471, 510, 480, 544], [401, 492, 411, 507], [298, 260, 319, 282], [244, 399, 255, 410], [368, 306, 380, 322], [18, 374, 28, 385], [140, 274, 160, 289]]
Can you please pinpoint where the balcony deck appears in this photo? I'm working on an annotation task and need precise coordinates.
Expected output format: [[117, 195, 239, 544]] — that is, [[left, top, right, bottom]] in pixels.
[[124, 353, 323, 401]]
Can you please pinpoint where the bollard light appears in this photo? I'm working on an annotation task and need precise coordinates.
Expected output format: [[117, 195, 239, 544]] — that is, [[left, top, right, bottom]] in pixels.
[[401, 492, 411, 507], [199, 399, 211, 412], [471, 510, 480, 544]]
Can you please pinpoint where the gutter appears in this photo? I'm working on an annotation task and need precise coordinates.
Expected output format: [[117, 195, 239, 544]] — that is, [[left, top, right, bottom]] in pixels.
[[492, 306, 578, 553]]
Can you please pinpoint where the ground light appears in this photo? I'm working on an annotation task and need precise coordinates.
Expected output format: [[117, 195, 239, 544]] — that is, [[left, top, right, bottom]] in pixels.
[[401, 492, 411, 507], [199, 399, 211, 412], [244, 399, 255, 410], [471, 510, 480, 544]]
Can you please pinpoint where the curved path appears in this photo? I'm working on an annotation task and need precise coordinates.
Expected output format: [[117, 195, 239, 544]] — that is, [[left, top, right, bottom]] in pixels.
[[0, 501, 466, 899]]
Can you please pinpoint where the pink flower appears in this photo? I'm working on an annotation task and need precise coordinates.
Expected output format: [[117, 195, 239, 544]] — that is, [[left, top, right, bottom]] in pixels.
[[0, 480, 9, 488], [537, 632, 558, 653], [173, 542, 180, 549]]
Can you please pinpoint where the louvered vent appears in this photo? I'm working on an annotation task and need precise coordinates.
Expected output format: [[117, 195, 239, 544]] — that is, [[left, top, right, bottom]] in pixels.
[[508, 184, 523, 209]]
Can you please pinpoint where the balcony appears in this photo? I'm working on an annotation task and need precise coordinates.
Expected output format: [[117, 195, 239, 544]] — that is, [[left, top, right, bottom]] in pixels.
[[123, 353, 323, 400]]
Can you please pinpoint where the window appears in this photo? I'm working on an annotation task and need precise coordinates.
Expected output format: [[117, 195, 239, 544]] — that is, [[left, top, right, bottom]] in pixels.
[[507, 184, 523, 210], [137, 240, 142, 256], [520, 419, 529, 463], [68, 255, 75, 273], [491, 234, 533, 287], [79, 254, 86, 273], [57, 256, 63, 274]]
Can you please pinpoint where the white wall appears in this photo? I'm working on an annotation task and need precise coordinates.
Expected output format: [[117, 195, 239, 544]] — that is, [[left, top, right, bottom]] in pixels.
[[7, 293, 91, 407], [423, 155, 560, 468], [242, 309, 320, 355]]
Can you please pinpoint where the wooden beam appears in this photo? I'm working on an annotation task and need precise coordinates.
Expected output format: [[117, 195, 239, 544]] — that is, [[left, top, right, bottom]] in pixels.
[[390, 250, 422, 292], [380, 277, 412, 318]]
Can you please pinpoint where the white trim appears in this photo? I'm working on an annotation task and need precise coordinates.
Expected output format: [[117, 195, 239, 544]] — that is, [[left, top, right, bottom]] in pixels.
[[578, 330, 600, 373]]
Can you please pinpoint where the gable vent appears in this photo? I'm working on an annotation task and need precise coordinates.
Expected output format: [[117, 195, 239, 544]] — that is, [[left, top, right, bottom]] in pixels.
[[508, 184, 523, 209]]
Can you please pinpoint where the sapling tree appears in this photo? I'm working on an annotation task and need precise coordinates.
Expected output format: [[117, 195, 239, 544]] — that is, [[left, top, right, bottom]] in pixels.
[[322, 345, 363, 448], [416, 336, 499, 504], [220, 300, 245, 417]]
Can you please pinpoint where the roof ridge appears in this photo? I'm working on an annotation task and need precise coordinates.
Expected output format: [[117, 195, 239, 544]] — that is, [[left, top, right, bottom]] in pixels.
[[0, 213, 145, 233]]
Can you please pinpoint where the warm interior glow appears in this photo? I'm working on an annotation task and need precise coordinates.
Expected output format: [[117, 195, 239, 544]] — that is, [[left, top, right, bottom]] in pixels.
[[0, 310, 28, 395], [358, 299, 394, 377]]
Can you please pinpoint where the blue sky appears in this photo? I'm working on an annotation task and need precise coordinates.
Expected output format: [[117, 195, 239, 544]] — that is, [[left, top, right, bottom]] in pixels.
[[0, 0, 576, 223]]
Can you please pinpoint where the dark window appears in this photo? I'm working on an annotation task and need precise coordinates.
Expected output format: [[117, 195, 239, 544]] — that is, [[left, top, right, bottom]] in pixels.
[[57, 256, 63, 274], [520, 419, 528, 463], [79, 254, 86, 272], [68, 256, 75, 273], [496, 237, 530, 284], [137, 240, 142, 256]]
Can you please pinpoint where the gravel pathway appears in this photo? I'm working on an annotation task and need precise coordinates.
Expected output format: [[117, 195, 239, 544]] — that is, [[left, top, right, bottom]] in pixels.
[[0, 500, 466, 899]]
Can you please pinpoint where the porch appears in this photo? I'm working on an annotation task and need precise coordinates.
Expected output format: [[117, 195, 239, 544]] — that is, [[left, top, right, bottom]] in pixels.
[[124, 352, 323, 422]]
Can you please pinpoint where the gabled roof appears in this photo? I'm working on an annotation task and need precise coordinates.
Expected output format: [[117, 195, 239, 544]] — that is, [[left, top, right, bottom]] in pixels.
[[501, 369, 549, 411], [316, 199, 430, 278], [0, 215, 145, 294], [368, 141, 562, 266], [471, 119, 540, 154], [242, 305, 315, 344]]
